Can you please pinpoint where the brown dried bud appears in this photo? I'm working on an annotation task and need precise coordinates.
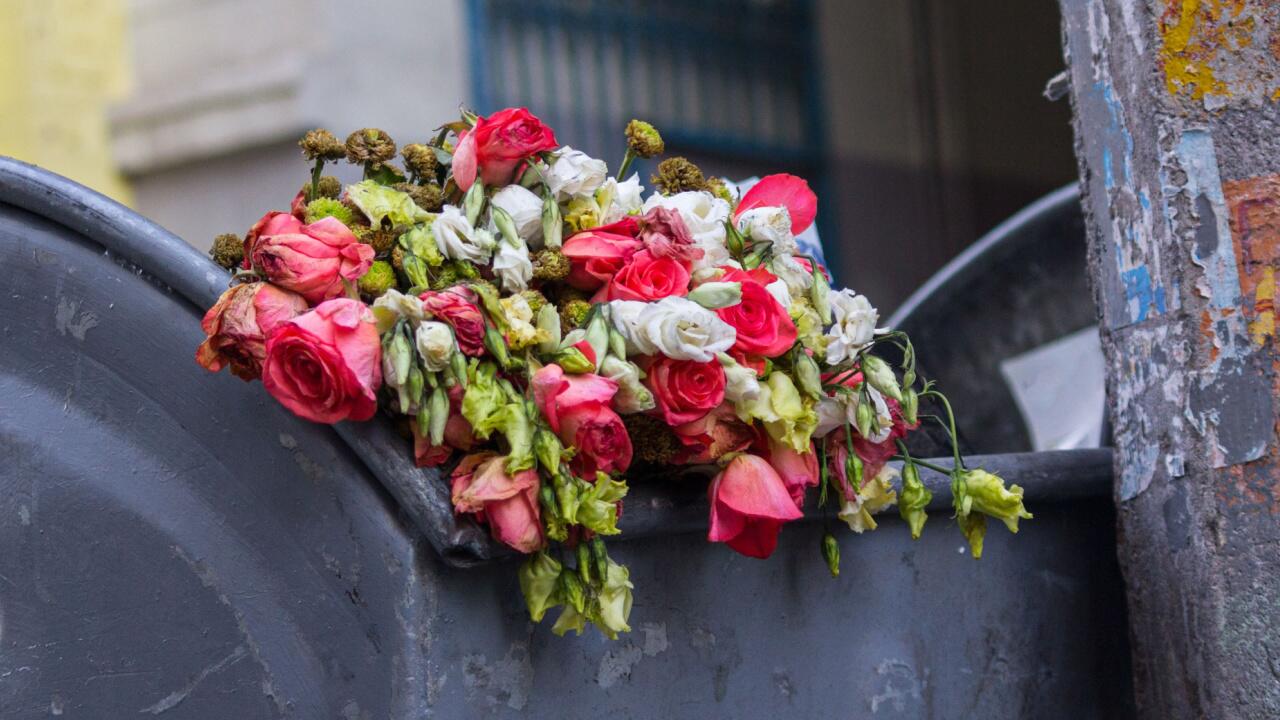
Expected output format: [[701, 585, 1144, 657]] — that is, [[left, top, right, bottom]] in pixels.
[[299, 129, 345, 161], [209, 233, 244, 269], [621, 413, 681, 464], [345, 128, 396, 166], [401, 143, 440, 179], [532, 248, 570, 281], [652, 156, 709, 195], [391, 244, 406, 273], [341, 196, 371, 227], [393, 182, 444, 212], [625, 119, 664, 159]]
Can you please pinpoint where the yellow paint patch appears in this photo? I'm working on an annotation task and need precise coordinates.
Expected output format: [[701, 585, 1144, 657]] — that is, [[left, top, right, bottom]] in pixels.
[[1158, 0, 1280, 106], [1249, 266, 1276, 344], [1159, 0, 1235, 101]]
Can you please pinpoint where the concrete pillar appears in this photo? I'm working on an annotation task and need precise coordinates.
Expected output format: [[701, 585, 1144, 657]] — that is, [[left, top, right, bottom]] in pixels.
[[1059, 1, 1280, 716]]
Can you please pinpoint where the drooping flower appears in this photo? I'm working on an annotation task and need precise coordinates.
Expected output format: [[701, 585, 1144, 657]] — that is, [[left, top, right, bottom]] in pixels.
[[261, 298, 382, 423], [760, 438, 820, 509], [672, 403, 756, 464], [837, 465, 899, 533], [433, 205, 495, 264], [707, 454, 804, 559], [824, 289, 879, 365], [451, 452, 544, 553], [244, 211, 374, 304], [453, 107, 559, 190], [196, 282, 308, 381]]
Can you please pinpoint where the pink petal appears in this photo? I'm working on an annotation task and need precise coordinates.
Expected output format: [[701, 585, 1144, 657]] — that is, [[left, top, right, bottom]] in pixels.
[[453, 131, 478, 191], [734, 174, 818, 235]]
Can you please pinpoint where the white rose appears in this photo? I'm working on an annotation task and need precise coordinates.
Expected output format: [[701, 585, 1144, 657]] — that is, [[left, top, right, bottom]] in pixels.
[[644, 191, 731, 270], [600, 355, 656, 413], [601, 173, 644, 223], [824, 289, 879, 365], [433, 205, 493, 263], [545, 147, 607, 199], [492, 238, 533, 292], [490, 185, 543, 242], [607, 297, 736, 362], [415, 321, 455, 372], [717, 352, 761, 404]]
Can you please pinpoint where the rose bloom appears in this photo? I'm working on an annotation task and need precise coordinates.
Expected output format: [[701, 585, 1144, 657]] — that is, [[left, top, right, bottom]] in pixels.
[[453, 107, 559, 190], [672, 403, 756, 465], [645, 355, 726, 425], [638, 206, 702, 266], [716, 265, 797, 358], [244, 211, 374, 305], [196, 282, 308, 381], [759, 438, 820, 508], [261, 298, 382, 423], [708, 453, 804, 559], [451, 452, 544, 553], [531, 364, 633, 476], [733, 173, 818, 235], [562, 217, 641, 291], [420, 286, 487, 357], [598, 249, 691, 303]]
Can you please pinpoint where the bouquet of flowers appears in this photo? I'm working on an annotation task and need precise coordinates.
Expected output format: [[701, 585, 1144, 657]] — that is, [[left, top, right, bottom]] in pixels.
[[196, 107, 1031, 639]]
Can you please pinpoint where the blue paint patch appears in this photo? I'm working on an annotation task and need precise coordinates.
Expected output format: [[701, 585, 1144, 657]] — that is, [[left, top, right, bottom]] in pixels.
[[1122, 266, 1167, 322]]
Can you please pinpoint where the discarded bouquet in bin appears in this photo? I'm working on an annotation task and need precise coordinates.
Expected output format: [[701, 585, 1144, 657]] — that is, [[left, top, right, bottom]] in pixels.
[[196, 108, 1031, 640]]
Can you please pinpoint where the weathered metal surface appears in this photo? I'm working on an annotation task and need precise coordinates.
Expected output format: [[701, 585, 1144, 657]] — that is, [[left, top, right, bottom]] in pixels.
[[1060, 0, 1280, 716], [0, 158, 1131, 717]]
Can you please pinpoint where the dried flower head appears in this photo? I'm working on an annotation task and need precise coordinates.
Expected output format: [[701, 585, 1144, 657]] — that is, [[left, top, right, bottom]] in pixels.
[[209, 233, 244, 269], [401, 143, 440, 179], [358, 260, 396, 297], [622, 413, 680, 464], [393, 182, 444, 212], [706, 176, 734, 205], [652, 156, 709, 195], [519, 289, 548, 314], [559, 298, 592, 330], [625, 119, 664, 158], [299, 129, 346, 161], [345, 128, 397, 166], [532, 248, 570, 281], [356, 225, 398, 255]]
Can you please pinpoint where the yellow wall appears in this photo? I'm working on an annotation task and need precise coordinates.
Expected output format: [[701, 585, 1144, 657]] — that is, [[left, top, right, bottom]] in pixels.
[[0, 0, 132, 203]]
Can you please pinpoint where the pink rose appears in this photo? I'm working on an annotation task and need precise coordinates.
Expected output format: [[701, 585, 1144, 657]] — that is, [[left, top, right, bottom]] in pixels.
[[420, 287, 487, 357], [760, 438, 820, 508], [531, 364, 632, 475], [638, 206, 702, 266], [672, 403, 756, 464], [562, 218, 641, 291], [733, 173, 818, 235], [261, 298, 381, 424], [452, 107, 559, 190], [196, 282, 308, 381], [645, 355, 726, 425], [413, 386, 474, 467], [245, 211, 374, 304], [707, 454, 804, 559], [451, 452, 544, 553], [597, 250, 691, 302], [716, 266, 797, 357]]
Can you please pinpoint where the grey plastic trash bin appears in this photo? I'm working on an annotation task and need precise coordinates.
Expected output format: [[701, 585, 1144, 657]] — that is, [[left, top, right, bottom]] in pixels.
[[0, 160, 1131, 718]]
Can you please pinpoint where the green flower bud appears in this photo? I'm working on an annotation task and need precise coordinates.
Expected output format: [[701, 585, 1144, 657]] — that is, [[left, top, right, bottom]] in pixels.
[[541, 193, 563, 249], [358, 260, 396, 297], [428, 386, 448, 445], [608, 329, 627, 362], [955, 469, 1032, 533], [901, 388, 919, 425], [846, 445, 864, 488], [958, 512, 987, 559], [861, 354, 902, 401], [464, 180, 485, 226], [687, 281, 743, 309], [810, 264, 832, 325], [407, 364, 425, 408], [539, 485, 569, 542], [624, 119, 664, 158], [559, 568, 588, 614], [534, 429, 564, 477], [555, 346, 595, 374], [576, 543, 594, 585], [450, 351, 469, 389], [584, 312, 609, 366], [855, 399, 874, 439], [491, 205, 520, 246], [553, 472, 579, 523], [402, 254, 430, 290], [898, 462, 931, 539], [519, 552, 563, 622], [794, 352, 823, 401], [821, 532, 841, 578], [724, 221, 745, 258], [536, 302, 562, 355], [483, 325, 513, 369]]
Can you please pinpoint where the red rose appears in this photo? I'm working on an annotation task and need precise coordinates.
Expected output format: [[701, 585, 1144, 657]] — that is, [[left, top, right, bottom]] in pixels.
[[420, 287, 486, 357], [531, 364, 632, 475], [733, 173, 818, 235], [451, 452, 544, 553], [639, 206, 702, 266], [262, 298, 381, 423], [672, 403, 756, 464], [645, 355, 725, 425], [708, 453, 804, 559], [196, 282, 308, 381], [716, 266, 797, 357], [598, 250, 691, 302], [562, 218, 642, 291], [452, 107, 559, 190], [245, 211, 374, 304]]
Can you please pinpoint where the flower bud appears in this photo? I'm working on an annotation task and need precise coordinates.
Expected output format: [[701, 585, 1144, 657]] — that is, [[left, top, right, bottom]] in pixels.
[[687, 281, 743, 309], [463, 179, 486, 226], [491, 205, 520, 246], [519, 552, 563, 622], [609, 328, 627, 361], [717, 352, 761, 404], [407, 364, 425, 410], [402, 254, 430, 289], [861, 354, 902, 401], [450, 351, 469, 389], [794, 352, 823, 400], [554, 346, 595, 374], [855, 399, 873, 439], [576, 543, 594, 586], [901, 387, 919, 425], [534, 429, 564, 477], [428, 386, 448, 445], [845, 446, 864, 488], [584, 311, 610, 366], [821, 532, 841, 578], [415, 320, 455, 372], [600, 356, 655, 413], [536, 302, 562, 355], [898, 462, 931, 540], [725, 220, 745, 258], [483, 325, 513, 369], [810, 264, 832, 325], [541, 194, 563, 249], [559, 567, 588, 613]]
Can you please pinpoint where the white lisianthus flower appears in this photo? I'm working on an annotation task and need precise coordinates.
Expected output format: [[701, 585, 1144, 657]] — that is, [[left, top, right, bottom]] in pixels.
[[607, 297, 736, 362], [765, 279, 792, 309], [838, 465, 899, 533], [490, 185, 543, 242], [599, 173, 645, 223], [433, 205, 493, 263], [770, 254, 814, 294], [372, 288, 426, 325], [600, 356, 656, 413], [813, 396, 846, 438], [824, 289, 879, 365], [492, 239, 533, 292], [415, 321, 455, 372], [644, 191, 732, 270], [717, 352, 761, 403], [736, 206, 793, 250], [863, 384, 895, 443], [545, 147, 608, 199]]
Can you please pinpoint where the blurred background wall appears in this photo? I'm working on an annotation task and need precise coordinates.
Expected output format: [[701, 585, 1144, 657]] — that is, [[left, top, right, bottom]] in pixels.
[[0, 0, 1076, 313]]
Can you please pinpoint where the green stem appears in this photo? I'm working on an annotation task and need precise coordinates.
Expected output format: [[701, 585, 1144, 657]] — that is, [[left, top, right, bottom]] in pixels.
[[309, 158, 324, 201], [892, 455, 951, 475], [616, 149, 636, 181], [923, 389, 963, 470]]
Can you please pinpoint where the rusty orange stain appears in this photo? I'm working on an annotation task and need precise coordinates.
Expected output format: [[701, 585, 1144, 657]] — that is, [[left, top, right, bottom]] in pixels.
[[1201, 309, 1221, 361], [1225, 174, 1280, 345]]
